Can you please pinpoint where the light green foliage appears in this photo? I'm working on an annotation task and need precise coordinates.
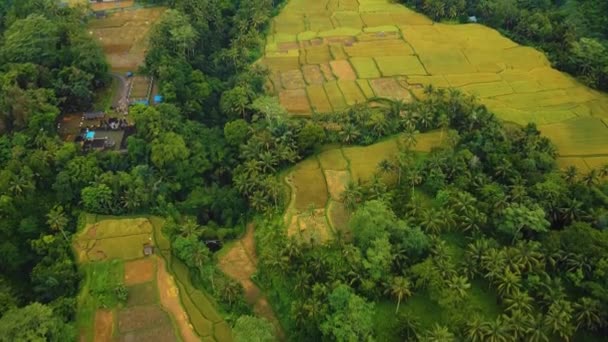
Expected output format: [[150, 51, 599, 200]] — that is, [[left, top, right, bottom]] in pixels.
[[364, 235, 393, 282], [151, 132, 190, 169], [81, 184, 113, 214], [2, 15, 58, 66], [321, 284, 375, 341], [0, 303, 73, 342], [224, 119, 250, 147], [497, 204, 550, 241], [233, 316, 275, 342]]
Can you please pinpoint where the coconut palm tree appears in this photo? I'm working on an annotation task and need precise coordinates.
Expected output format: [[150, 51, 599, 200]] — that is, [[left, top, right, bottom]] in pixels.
[[527, 314, 550, 342], [403, 124, 419, 150], [512, 240, 544, 273], [339, 123, 361, 144], [258, 151, 278, 173], [504, 290, 534, 314], [46, 205, 69, 242], [422, 324, 455, 342], [446, 275, 470, 301], [481, 316, 512, 342], [341, 181, 363, 211], [582, 169, 599, 186], [573, 297, 603, 331], [465, 316, 486, 342], [179, 218, 203, 238], [385, 276, 413, 313], [420, 208, 444, 235], [562, 166, 578, 184], [544, 299, 575, 341], [496, 269, 522, 298], [599, 164, 608, 178]]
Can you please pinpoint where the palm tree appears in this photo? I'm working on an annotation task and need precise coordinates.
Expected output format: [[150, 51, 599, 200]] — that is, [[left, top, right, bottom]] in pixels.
[[341, 181, 363, 211], [562, 166, 578, 184], [9, 173, 34, 198], [446, 275, 470, 301], [408, 168, 423, 200], [504, 290, 534, 314], [420, 208, 444, 235], [582, 169, 599, 186], [573, 297, 603, 331], [527, 314, 550, 342], [599, 164, 608, 178], [465, 316, 486, 342], [544, 299, 574, 341], [377, 159, 395, 176], [179, 218, 203, 238], [481, 316, 512, 342], [258, 151, 278, 173], [339, 123, 361, 144], [46, 205, 69, 242], [481, 248, 507, 281], [506, 310, 532, 339], [496, 269, 521, 298], [438, 113, 450, 145], [465, 238, 492, 276], [513, 240, 543, 273], [385, 276, 412, 313], [402, 124, 419, 150], [422, 324, 455, 342]]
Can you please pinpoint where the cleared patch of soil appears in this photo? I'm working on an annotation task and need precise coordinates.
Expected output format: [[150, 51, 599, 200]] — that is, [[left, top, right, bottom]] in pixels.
[[127, 282, 157, 307], [94, 309, 114, 342], [117, 305, 170, 333], [119, 324, 176, 342], [124, 258, 155, 285], [219, 224, 285, 340], [156, 256, 201, 342]]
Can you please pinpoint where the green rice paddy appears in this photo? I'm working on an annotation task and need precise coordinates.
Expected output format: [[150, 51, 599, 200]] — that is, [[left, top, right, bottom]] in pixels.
[[263, 0, 608, 164]]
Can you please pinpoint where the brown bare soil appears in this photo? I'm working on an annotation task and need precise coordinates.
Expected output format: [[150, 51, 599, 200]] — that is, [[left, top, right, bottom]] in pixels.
[[324, 170, 350, 201], [302, 65, 325, 85], [94, 309, 114, 342], [119, 324, 176, 342], [89, 8, 165, 71], [330, 60, 357, 80], [218, 224, 285, 340], [124, 258, 155, 285], [156, 256, 200, 342], [91, 0, 135, 11], [279, 89, 311, 114], [369, 78, 412, 100], [117, 305, 170, 333], [280, 69, 307, 89]]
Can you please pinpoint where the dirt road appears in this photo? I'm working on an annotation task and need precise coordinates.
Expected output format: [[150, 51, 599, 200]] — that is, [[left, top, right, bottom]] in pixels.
[[156, 256, 200, 342], [218, 224, 285, 340]]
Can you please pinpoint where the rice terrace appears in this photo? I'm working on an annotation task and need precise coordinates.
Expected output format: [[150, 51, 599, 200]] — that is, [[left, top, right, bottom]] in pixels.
[[73, 216, 231, 342], [263, 0, 608, 169]]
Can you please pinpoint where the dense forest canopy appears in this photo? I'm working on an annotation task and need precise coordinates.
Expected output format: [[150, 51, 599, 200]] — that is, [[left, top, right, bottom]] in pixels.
[[0, 0, 607, 341]]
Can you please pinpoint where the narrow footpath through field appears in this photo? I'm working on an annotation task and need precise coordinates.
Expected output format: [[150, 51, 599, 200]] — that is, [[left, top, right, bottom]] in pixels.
[[218, 224, 285, 340], [156, 256, 200, 342]]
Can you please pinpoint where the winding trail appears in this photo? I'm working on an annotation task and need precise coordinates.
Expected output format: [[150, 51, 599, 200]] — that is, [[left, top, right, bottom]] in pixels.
[[156, 255, 200, 342], [218, 224, 285, 340], [110, 72, 129, 108]]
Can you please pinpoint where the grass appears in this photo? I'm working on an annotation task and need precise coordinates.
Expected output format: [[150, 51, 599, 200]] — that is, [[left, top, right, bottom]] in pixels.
[[375, 55, 427, 76], [93, 77, 118, 111], [350, 57, 381, 79], [317, 148, 349, 170], [291, 158, 328, 210], [539, 117, 608, 156]]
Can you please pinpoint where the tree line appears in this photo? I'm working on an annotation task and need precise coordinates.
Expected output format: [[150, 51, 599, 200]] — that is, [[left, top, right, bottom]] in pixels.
[[254, 88, 608, 341]]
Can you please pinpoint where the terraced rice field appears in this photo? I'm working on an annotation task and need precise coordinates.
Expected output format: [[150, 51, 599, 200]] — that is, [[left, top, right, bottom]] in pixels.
[[262, 0, 608, 164], [284, 131, 440, 242], [74, 216, 231, 342]]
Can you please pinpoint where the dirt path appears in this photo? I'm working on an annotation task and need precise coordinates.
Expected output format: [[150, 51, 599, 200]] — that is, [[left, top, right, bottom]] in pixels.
[[219, 224, 285, 340], [156, 256, 200, 342], [94, 310, 114, 342], [110, 73, 129, 109]]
